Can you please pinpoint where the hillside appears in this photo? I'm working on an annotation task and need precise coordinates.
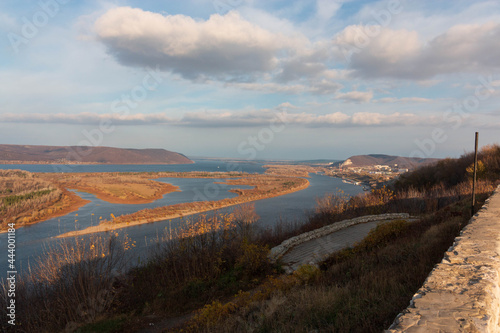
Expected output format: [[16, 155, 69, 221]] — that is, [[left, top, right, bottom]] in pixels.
[[0, 144, 193, 164], [337, 154, 439, 170]]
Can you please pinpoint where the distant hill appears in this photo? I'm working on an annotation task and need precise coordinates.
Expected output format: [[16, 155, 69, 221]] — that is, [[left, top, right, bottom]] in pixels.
[[293, 159, 342, 165], [334, 154, 439, 170], [0, 144, 193, 164]]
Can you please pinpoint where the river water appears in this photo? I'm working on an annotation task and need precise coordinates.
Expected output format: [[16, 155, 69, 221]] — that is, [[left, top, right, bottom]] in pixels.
[[0, 160, 362, 274]]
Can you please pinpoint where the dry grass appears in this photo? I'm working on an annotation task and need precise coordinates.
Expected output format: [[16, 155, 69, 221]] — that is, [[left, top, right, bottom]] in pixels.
[[41, 172, 179, 204], [298, 179, 496, 236], [57, 175, 309, 238], [3, 147, 499, 332], [111, 205, 276, 329], [184, 194, 488, 333], [0, 204, 273, 332], [174, 147, 500, 332], [2, 184, 493, 332], [0, 170, 88, 231], [263, 164, 321, 177], [0, 233, 133, 332], [395, 144, 500, 191]]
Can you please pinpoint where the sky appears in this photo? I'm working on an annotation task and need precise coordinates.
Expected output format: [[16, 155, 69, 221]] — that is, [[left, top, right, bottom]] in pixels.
[[1, 0, 500, 160]]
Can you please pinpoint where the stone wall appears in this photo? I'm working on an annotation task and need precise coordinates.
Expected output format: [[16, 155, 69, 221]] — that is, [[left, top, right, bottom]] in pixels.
[[387, 185, 500, 332], [268, 213, 410, 262]]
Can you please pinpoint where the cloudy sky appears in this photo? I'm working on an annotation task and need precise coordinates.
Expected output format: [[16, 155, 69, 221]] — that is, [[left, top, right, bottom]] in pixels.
[[1, 0, 500, 160]]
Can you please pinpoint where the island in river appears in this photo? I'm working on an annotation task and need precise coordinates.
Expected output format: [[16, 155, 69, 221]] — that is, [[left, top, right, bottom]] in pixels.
[[0, 167, 312, 234]]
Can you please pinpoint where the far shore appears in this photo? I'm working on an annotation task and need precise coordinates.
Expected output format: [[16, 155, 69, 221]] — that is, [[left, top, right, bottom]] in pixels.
[[0, 160, 195, 165]]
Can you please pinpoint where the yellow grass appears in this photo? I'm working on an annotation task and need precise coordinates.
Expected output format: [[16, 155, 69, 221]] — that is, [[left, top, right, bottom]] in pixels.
[[0, 170, 89, 231], [263, 164, 323, 177], [40, 172, 179, 204], [2, 167, 312, 233], [57, 175, 309, 238]]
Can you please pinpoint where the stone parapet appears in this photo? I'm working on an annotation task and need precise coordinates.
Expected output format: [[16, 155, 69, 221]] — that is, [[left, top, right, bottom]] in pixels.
[[269, 213, 410, 262], [387, 185, 500, 333]]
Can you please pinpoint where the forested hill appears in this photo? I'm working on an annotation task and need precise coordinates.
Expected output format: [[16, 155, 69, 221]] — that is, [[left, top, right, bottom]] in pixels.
[[336, 154, 439, 170], [0, 144, 193, 164]]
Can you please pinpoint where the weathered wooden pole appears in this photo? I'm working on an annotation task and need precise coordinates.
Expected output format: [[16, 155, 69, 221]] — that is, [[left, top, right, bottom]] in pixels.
[[471, 132, 479, 216]]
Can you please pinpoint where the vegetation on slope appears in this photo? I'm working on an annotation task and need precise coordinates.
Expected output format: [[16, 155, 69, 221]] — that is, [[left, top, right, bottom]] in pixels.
[[0, 170, 88, 231], [395, 144, 500, 191], [194, 205, 475, 332], [1, 145, 499, 332], [0, 144, 193, 164]]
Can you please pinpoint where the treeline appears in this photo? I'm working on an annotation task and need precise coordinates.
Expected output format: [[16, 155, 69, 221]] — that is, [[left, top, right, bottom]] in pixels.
[[2, 189, 54, 207], [3, 150, 500, 332], [0, 170, 64, 229], [395, 144, 500, 191]]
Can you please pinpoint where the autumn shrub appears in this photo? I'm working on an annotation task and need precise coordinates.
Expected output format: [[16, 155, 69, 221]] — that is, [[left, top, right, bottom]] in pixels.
[[185, 274, 301, 332], [235, 239, 269, 278], [315, 190, 350, 215], [116, 207, 275, 319], [395, 144, 500, 191], [0, 234, 132, 333], [193, 193, 487, 333], [0, 169, 64, 229]]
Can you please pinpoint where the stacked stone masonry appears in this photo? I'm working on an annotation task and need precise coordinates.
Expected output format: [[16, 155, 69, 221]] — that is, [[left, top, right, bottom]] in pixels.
[[269, 213, 410, 262], [387, 185, 500, 333]]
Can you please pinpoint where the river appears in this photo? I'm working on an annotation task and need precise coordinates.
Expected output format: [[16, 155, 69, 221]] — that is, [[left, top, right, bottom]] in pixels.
[[0, 160, 363, 274]]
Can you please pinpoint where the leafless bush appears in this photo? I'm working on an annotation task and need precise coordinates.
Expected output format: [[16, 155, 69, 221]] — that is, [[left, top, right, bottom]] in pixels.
[[0, 234, 131, 332]]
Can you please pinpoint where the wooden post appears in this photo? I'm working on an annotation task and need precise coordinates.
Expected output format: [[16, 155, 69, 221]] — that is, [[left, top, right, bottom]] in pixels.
[[471, 132, 478, 216]]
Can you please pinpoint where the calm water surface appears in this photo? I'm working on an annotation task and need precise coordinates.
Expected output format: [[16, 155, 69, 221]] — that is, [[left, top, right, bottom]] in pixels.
[[0, 160, 362, 274]]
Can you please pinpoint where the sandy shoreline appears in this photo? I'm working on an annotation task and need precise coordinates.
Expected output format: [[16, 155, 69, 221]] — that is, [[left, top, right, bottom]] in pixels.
[[0, 189, 90, 233], [1, 173, 179, 233], [1, 168, 314, 235], [62, 183, 180, 204], [57, 178, 310, 238]]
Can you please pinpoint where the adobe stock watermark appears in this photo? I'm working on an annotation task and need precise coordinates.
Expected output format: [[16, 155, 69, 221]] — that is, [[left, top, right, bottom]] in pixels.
[[212, 0, 245, 15], [339, 0, 403, 63], [7, 0, 71, 53], [52, 66, 165, 172], [5, 223, 17, 326], [192, 112, 288, 202], [410, 75, 497, 159]]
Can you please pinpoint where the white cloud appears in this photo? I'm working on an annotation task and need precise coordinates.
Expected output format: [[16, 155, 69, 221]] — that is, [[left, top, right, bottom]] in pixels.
[[0, 109, 447, 128], [93, 6, 350, 94], [333, 22, 500, 80], [334, 25, 420, 64], [94, 7, 304, 81], [277, 58, 327, 82], [334, 90, 373, 103], [223, 80, 342, 95], [0, 12, 16, 30], [287, 111, 350, 126], [0, 112, 176, 125], [223, 82, 306, 94], [351, 112, 421, 126], [276, 102, 297, 110], [316, 0, 342, 21], [376, 97, 432, 103]]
